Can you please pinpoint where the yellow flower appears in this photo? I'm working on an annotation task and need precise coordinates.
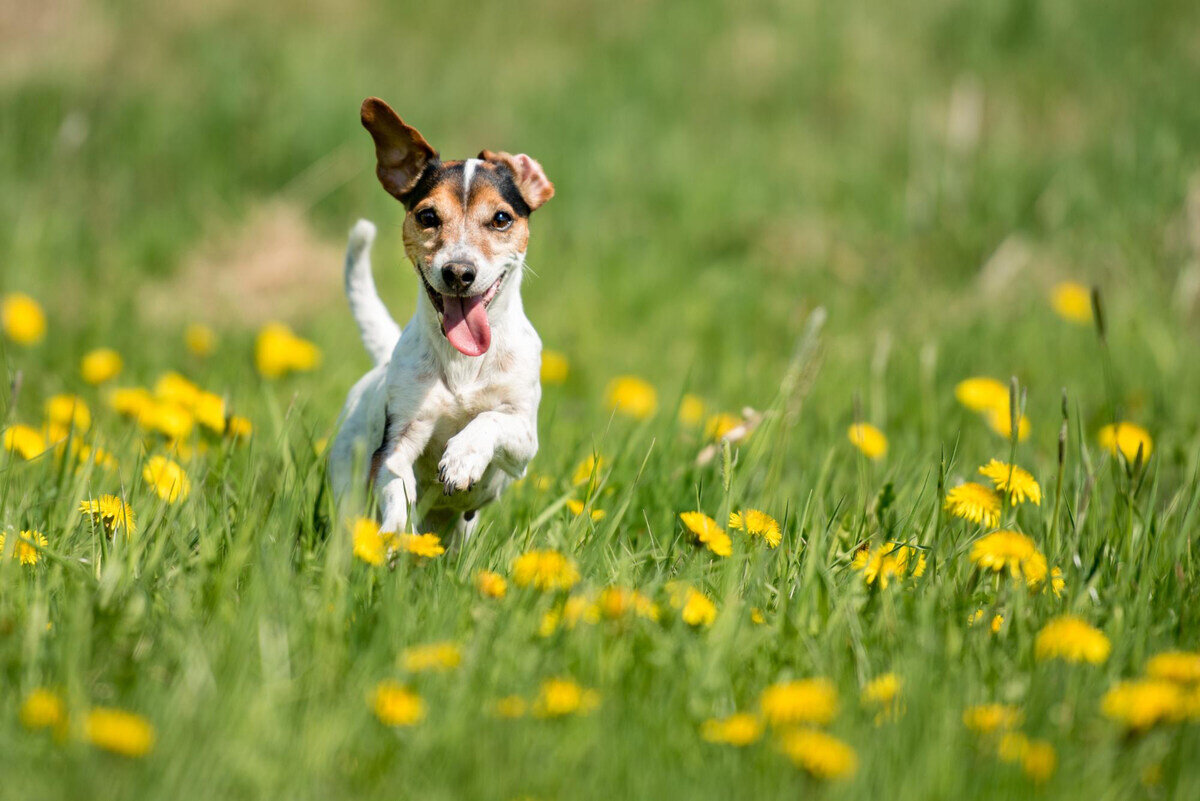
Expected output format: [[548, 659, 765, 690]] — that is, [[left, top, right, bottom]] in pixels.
[[969, 530, 1049, 588], [1, 292, 46, 345], [45, 394, 91, 434], [185, 323, 217, 357], [778, 728, 858, 780], [77, 444, 118, 471], [847, 423, 887, 460], [705, 413, 741, 441], [80, 348, 123, 384], [476, 570, 508, 599], [1145, 651, 1200, 684], [401, 641, 461, 672], [750, 607, 765, 624], [604, 375, 657, 420], [194, 391, 227, 434], [1098, 422, 1153, 463], [1101, 679, 1184, 730], [729, 509, 781, 548], [227, 415, 253, 439], [512, 549, 580, 591], [154, 372, 202, 407], [1049, 567, 1066, 597], [676, 587, 717, 627], [701, 713, 762, 746], [143, 455, 190, 503], [395, 532, 445, 558], [1, 530, 48, 565], [3, 424, 47, 460], [986, 406, 1031, 441], [597, 586, 659, 621], [945, 482, 1001, 527], [679, 511, 732, 557], [139, 401, 195, 441], [371, 681, 425, 727], [760, 679, 838, 727], [678, 394, 706, 427], [1050, 281, 1092, 324], [255, 322, 321, 378], [1034, 615, 1111, 664], [532, 678, 600, 717], [84, 708, 156, 757], [488, 695, 528, 718], [109, 387, 155, 418], [968, 610, 1005, 633], [978, 460, 1041, 505], [566, 499, 605, 521], [963, 703, 1021, 733], [571, 453, 604, 486], [19, 688, 65, 730], [862, 673, 901, 706], [352, 517, 389, 566], [79, 495, 136, 537], [955, 377, 1009, 412], [999, 732, 1056, 782], [540, 349, 569, 384], [851, 542, 927, 589]]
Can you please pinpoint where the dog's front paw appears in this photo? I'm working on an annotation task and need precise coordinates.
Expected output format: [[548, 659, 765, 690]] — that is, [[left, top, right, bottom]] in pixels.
[[438, 438, 493, 495]]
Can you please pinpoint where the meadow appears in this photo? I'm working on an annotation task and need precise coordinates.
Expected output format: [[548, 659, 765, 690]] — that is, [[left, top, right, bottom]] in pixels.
[[3, 0, 1200, 798]]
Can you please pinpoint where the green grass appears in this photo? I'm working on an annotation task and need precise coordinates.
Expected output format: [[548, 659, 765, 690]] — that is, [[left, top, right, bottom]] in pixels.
[[3, 0, 1200, 798]]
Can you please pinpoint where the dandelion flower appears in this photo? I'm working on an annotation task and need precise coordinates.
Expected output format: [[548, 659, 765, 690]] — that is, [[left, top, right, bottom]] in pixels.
[[476, 570, 508, 599], [986, 406, 1031, 441], [540, 349, 569, 384], [566, 499, 605, 521], [143, 455, 190, 503], [185, 323, 217, 357], [45, 394, 91, 434], [512, 549, 580, 591], [760, 679, 838, 727], [352, 518, 390, 566], [1049, 567, 1066, 597], [1034, 615, 1111, 664], [669, 585, 718, 627], [969, 610, 1005, 633], [227, 416, 253, 440], [153, 371, 202, 407], [532, 678, 599, 717], [1, 292, 46, 345], [108, 387, 155, 418], [750, 608, 765, 624], [1101, 679, 1184, 730], [255, 322, 321, 378], [978, 460, 1041, 505], [1098, 422, 1153, 463], [729, 509, 782, 548], [945, 482, 1001, 527], [701, 713, 762, 746], [3, 424, 47, 460], [597, 586, 659, 621], [571, 453, 604, 486], [999, 733, 1057, 782], [79, 495, 136, 537], [705, 413, 741, 441], [955, 377, 1009, 412], [962, 704, 1021, 733], [679, 511, 732, 557], [84, 708, 156, 757], [1050, 282, 1092, 324], [80, 348, 123, 384], [847, 423, 887, 459], [488, 695, 527, 718], [1145, 651, 1200, 685], [371, 681, 425, 726], [851, 542, 927, 589], [862, 673, 901, 706], [604, 375, 657, 420], [140, 401, 195, 441], [194, 391, 227, 434], [395, 532, 445, 558], [678, 394, 706, 427], [778, 728, 858, 780], [1, 530, 47, 565], [402, 642, 461, 672], [19, 688, 65, 730], [969, 530, 1049, 587]]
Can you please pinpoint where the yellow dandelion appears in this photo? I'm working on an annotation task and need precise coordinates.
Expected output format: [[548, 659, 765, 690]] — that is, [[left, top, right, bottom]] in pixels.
[[394, 532, 445, 558], [862, 673, 901, 707], [1101, 679, 1184, 730], [604, 375, 657, 420], [679, 511, 732, 557], [79, 495, 136, 537], [193, 391, 226, 434], [80, 348, 123, 384], [1098, 422, 1153, 463], [1145, 651, 1200, 684], [1050, 282, 1093, 324], [512, 549, 580, 592], [142, 455, 190, 503], [1, 292, 46, 345], [84, 708, 156, 757], [597, 586, 659, 621], [401, 641, 461, 673], [963, 703, 1021, 733], [139, 401, 195, 441], [352, 518, 390, 566], [678, 394, 706, 427], [760, 679, 839, 727], [476, 570, 508, 599], [540, 349, 569, 384], [750, 607, 766, 624], [778, 728, 858, 780], [371, 681, 425, 727], [1034, 615, 1111, 664], [969, 530, 1049, 588], [978, 460, 1041, 505], [945, 482, 1001, 527], [1049, 567, 1065, 597], [108, 387, 154, 418], [255, 322, 321, 378], [571, 453, 604, 486], [729, 509, 782, 548], [955, 377, 1009, 412], [851, 542, 927, 589], [153, 371, 202, 407], [1021, 739, 1057, 783], [532, 678, 600, 717], [565, 499, 605, 521], [19, 688, 65, 730], [185, 323, 217, 357], [77, 444, 118, 471], [45, 394, 91, 434], [1, 530, 48, 566], [678, 588, 717, 627], [705, 413, 741, 441], [847, 423, 887, 460], [986, 406, 1031, 441], [701, 713, 762, 746], [227, 415, 253, 440], [488, 695, 527, 718], [3, 424, 47, 460]]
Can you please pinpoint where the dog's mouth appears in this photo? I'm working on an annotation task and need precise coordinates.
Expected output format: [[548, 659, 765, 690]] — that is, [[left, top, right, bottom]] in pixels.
[[420, 270, 507, 357]]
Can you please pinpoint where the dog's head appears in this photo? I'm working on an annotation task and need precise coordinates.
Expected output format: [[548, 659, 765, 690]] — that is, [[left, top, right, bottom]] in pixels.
[[360, 97, 554, 357]]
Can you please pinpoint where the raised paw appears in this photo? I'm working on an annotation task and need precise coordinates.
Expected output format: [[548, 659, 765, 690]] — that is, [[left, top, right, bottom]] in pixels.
[[438, 438, 492, 495]]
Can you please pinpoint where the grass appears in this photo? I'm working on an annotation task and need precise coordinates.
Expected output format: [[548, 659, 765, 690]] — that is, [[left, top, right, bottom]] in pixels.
[[3, 0, 1200, 798]]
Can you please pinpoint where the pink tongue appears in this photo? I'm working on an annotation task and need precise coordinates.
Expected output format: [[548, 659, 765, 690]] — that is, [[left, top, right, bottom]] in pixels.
[[442, 294, 491, 356]]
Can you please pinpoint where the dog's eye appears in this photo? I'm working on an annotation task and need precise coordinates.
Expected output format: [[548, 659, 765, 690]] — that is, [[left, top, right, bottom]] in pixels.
[[490, 211, 513, 231], [415, 208, 440, 229]]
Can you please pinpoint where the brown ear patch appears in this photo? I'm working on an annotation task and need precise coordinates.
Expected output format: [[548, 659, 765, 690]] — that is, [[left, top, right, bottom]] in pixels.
[[478, 150, 555, 211], [361, 97, 439, 201]]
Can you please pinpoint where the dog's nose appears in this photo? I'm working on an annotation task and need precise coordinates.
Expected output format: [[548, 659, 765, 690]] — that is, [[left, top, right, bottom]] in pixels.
[[441, 262, 476, 292]]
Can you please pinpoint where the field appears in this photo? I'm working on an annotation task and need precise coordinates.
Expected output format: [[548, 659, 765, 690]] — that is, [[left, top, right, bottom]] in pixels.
[[3, 0, 1200, 798]]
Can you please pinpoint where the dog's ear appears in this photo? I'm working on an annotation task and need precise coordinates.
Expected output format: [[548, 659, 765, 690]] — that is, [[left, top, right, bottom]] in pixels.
[[478, 150, 555, 212], [361, 97, 438, 201]]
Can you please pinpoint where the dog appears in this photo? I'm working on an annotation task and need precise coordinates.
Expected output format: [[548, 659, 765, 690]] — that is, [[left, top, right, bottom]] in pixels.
[[329, 97, 554, 542]]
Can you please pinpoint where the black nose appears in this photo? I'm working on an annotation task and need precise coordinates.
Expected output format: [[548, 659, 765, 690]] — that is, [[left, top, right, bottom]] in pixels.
[[441, 262, 476, 292]]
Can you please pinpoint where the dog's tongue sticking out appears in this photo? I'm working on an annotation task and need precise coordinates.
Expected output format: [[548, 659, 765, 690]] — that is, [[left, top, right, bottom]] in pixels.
[[442, 294, 491, 357]]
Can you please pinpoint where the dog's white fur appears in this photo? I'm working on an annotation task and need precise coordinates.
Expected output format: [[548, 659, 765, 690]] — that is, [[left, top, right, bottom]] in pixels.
[[329, 219, 541, 539]]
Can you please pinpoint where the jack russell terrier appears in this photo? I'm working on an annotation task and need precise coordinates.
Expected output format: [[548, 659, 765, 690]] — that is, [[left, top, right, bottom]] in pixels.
[[329, 97, 554, 542]]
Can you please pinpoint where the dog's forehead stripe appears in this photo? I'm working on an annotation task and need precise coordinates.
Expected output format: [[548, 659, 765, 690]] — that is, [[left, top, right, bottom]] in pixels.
[[462, 158, 483, 205]]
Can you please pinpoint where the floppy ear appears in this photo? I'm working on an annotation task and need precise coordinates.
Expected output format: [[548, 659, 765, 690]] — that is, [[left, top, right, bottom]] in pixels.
[[361, 97, 438, 201], [478, 149, 555, 212]]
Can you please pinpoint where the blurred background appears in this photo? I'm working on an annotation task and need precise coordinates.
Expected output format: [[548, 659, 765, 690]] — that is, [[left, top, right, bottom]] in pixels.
[[3, 0, 1200, 441]]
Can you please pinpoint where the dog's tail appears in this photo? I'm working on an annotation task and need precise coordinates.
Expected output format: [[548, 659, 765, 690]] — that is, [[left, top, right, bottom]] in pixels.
[[345, 219, 401, 366]]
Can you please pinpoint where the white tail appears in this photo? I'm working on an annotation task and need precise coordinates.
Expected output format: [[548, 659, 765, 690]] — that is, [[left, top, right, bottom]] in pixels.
[[344, 219, 401, 366]]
